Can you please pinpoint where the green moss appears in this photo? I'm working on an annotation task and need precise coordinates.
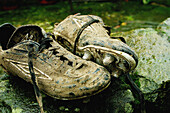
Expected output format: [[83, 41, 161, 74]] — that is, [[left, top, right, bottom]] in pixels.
[[129, 72, 141, 88], [0, 1, 169, 32]]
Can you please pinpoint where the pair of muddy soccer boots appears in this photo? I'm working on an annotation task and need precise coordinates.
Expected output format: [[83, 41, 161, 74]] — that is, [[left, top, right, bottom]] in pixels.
[[0, 14, 138, 112]]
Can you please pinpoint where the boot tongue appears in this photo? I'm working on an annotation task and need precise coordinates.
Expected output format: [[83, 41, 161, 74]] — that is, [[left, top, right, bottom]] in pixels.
[[6, 25, 46, 49]]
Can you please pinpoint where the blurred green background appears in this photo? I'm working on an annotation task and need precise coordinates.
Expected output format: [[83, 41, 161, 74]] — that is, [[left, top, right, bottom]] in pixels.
[[0, 0, 170, 33]]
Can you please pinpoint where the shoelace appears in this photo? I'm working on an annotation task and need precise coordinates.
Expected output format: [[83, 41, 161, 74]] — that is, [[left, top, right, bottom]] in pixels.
[[27, 30, 145, 113], [27, 33, 84, 113], [27, 35, 54, 113], [126, 73, 146, 113], [72, 15, 145, 113], [73, 16, 99, 54], [27, 45, 44, 113]]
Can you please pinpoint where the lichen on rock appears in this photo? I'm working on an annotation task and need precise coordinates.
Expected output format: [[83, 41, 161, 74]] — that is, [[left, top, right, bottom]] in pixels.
[[112, 27, 170, 86], [157, 17, 170, 42]]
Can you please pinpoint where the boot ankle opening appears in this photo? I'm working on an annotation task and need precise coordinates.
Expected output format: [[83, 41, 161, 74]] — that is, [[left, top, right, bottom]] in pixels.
[[6, 25, 45, 49], [0, 23, 16, 50]]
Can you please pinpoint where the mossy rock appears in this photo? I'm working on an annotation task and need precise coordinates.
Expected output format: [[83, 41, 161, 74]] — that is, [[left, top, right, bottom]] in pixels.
[[111, 18, 170, 112]]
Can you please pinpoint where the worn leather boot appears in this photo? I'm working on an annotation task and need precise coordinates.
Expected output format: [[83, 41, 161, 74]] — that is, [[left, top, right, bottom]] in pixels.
[[0, 23, 111, 112], [53, 14, 138, 77]]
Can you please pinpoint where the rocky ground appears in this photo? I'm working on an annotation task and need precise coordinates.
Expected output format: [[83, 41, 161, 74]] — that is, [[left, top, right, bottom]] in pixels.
[[0, 18, 169, 113]]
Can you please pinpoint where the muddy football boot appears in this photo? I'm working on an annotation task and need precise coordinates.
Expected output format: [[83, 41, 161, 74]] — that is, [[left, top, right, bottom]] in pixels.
[[53, 14, 138, 77], [0, 24, 111, 108]]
